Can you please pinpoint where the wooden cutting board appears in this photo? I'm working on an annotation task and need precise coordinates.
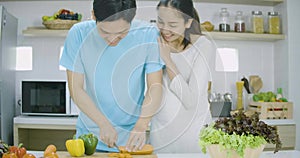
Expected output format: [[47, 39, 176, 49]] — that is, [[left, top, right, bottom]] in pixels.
[[57, 151, 157, 158]]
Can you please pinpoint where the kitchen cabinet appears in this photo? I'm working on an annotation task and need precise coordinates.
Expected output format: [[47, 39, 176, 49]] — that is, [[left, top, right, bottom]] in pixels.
[[262, 119, 296, 150], [13, 116, 77, 150]]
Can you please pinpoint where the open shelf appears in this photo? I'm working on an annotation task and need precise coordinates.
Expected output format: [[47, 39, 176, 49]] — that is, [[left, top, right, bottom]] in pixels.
[[203, 31, 285, 41], [0, 0, 283, 6], [22, 27, 285, 41], [22, 27, 69, 37]]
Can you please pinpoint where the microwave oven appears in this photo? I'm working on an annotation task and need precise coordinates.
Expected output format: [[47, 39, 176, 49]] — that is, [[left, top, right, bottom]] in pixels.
[[21, 80, 79, 116]]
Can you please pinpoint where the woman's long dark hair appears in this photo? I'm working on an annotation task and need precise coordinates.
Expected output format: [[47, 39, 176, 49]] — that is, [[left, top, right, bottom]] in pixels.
[[157, 0, 202, 49]]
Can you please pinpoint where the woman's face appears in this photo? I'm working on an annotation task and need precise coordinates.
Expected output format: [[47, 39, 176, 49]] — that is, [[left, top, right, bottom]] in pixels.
[[157, 7, 192, 43]]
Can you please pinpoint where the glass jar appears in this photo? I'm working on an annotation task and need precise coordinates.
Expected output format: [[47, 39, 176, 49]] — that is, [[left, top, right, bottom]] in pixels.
[[268, 11, 280, 34], [251, 11, 264, 34], [219, 8, 230, 32], [234, 11, 245, 32]]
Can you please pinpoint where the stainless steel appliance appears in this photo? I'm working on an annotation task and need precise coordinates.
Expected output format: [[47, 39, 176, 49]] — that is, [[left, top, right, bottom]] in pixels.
[[21, 80, 79, 116], [0, 5, 17, 144]]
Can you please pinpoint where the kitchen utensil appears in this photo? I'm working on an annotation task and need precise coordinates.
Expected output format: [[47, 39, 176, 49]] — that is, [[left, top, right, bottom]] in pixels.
[[241, 76, 251, 94], [236, 81, 244, 110], [208, 81, 212, 103], [249, 75, 263, 94]]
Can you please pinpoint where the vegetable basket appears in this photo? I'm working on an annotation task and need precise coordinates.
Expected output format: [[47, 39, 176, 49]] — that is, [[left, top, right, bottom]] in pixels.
[[207, 144, 265, 158], [42, 19, 79, 30]]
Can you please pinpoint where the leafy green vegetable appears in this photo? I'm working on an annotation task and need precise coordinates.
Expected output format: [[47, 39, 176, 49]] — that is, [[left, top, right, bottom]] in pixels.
[[199, 110, 282, 158], [199, 124, 266, 157]]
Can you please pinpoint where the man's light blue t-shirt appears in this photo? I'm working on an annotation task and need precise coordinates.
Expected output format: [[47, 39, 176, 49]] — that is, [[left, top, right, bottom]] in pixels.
[[59, 20, 163, 152]]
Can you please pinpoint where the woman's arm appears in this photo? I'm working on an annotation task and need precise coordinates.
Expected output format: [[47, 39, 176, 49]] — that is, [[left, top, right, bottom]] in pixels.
[[67, 70, 117, 148], [126, 69, 163, 152]]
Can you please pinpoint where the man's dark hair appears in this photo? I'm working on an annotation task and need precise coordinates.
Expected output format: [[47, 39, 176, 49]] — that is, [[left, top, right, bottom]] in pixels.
[[93, 0, 137, 23]]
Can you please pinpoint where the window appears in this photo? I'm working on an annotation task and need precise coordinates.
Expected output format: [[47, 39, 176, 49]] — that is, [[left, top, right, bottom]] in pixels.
[[59, 46, 66, 71], [215, 48, 239, 72], [16, 46, 32, 71]]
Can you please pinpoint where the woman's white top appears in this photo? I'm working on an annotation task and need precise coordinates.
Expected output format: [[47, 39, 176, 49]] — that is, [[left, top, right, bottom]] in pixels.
[[150, 36, 214, 153]]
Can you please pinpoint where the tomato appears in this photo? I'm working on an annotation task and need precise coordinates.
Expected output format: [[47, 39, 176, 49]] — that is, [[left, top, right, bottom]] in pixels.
[[22, 153, 36, 158], [2, 153, 18, 158]]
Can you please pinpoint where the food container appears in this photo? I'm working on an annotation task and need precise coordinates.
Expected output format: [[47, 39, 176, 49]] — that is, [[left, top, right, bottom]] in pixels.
[[268, 11, 281, 34], [247, 102, 293, 119], [251, 11, 264, 34], [43, 19, 79, 30]]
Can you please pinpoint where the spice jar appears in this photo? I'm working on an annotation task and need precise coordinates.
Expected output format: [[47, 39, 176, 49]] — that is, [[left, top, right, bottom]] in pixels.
[[234, 11, 245, 32], [268, 11, 280, 34], [219, 8, 230, 32], [251, 11, 264, 34]]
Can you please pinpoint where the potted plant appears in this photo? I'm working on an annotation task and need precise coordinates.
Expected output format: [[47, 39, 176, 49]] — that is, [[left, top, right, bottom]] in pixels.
[[199, 110, 282, 158]]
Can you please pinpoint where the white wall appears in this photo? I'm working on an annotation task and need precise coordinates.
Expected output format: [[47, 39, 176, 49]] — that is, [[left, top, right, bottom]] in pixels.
[[286, 0, 300, 150], [0, 1, 277, 112]]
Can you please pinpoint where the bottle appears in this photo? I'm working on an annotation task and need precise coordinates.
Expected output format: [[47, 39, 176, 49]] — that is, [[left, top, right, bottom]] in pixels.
[[219, 8, 230, 32], [251, 11, 264, 34], [236, 81, 244, 110], [234, 11, 245, 32], [268, 11, 280, 34], [276, 88, 283, 100]]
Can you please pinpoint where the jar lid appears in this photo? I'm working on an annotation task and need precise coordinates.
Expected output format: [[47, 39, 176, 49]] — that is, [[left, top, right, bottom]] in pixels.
[[268, 11, 279, 16], [252, 11, 262, 15]]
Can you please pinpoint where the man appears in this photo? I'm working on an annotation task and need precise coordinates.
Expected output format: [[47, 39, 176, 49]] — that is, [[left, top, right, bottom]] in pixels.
[[60, 0, 163, 152]]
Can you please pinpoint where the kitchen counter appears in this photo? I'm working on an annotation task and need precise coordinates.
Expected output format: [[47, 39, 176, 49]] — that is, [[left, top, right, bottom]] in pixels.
[[28, 150, 300, 158]]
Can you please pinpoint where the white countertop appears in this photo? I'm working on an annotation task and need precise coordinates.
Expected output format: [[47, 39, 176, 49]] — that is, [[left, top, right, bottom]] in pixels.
[[14, 115, 77, 125], [28, 150, 300, 158], [15, 115, 295, 126], [157, 150, 300, 158]]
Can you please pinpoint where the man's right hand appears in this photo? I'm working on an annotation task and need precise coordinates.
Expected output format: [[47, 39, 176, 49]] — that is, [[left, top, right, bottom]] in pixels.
[[99, 120, 118, 148]]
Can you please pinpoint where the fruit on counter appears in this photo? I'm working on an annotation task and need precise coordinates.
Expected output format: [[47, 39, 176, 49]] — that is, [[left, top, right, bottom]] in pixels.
[[43, 144, 56, 157], [2, 153, 17, 158], [78, 133, 98, 155], [118, 144, 153, 155], [8, 143, 27, 158], [65, 135, 85, 157], [22, 153, 36, 158], [42, 8, 82, 22], [44, 152, 58, 158]]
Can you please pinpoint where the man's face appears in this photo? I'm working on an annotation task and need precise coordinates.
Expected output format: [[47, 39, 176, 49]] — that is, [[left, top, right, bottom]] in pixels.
[[97, 18, 130, 46]]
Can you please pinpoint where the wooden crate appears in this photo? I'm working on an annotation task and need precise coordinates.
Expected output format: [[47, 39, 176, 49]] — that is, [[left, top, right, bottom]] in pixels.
[[247, 102, 293, 119]]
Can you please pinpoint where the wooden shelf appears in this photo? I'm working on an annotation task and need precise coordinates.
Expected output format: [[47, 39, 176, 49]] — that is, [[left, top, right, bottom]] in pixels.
[[138, 0, 283, 6], [0, 0, 283, 6], [23, 27, 285, 41], [203, 31, 285, 41], [22, 27, 69, 37]]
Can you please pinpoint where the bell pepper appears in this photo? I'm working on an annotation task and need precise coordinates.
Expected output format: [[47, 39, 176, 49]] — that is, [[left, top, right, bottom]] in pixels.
[[65, 135, 85, 157], [79, 133, 98, 155], [8, 143, 27, 158]]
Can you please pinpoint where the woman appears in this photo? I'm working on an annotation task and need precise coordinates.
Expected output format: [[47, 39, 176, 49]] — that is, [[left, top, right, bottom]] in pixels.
[[150, 0, 214, 153]]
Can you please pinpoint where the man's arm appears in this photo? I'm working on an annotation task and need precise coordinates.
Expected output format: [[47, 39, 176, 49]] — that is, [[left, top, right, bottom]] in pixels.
[[126, 69, 163, 151], [67, 70, 117, 147]]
